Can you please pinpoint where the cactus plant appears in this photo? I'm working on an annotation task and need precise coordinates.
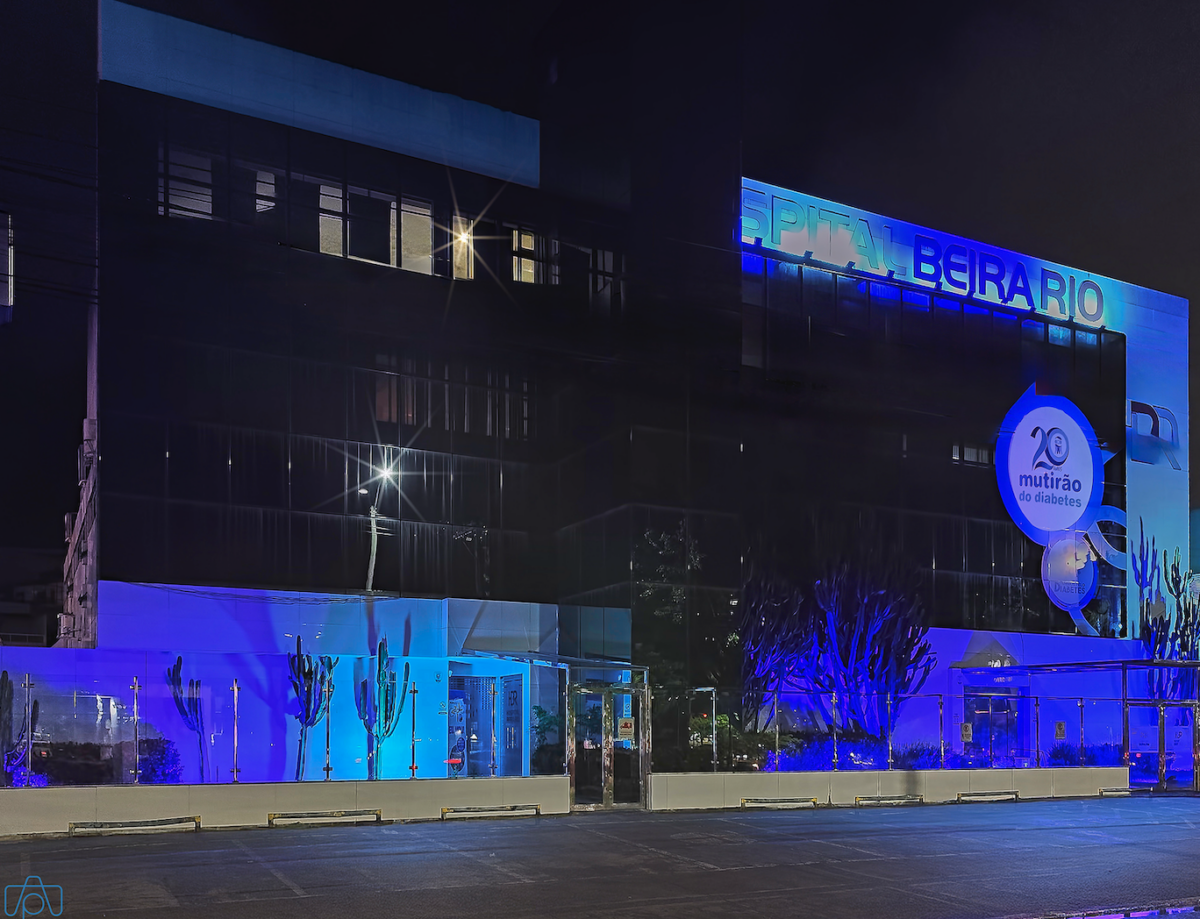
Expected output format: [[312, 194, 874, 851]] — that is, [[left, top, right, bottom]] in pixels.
[[0, 670, 38, 787], [165, 656, 206, 783], [354, 635, 409, 780], [287, 636, 338, 781]]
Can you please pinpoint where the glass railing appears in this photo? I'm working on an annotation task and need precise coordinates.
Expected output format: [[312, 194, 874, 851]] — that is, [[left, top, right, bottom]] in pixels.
[[651, 689, 1193, 777], [0, 648, 566, 786]]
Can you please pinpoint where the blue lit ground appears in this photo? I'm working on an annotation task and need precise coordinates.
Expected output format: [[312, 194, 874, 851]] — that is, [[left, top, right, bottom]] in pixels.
[[4, 797, 1200, 918]]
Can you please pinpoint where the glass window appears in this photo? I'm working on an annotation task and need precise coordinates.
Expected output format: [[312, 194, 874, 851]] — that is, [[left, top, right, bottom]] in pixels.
[[801, 266, 834, 321], [375, 372, 398, 424], [453, 216, 474, 280], [509, 226, 558, 284], [348, 186, 395, 266], [902, 289, 932, 344], [318, 183, 344, 256], [400, 198, 433, 275], [835, 276, 868, 329], [255, 171, 275, 211], [591, 248, 621, 315], [1048, 324, 1071, 347], [158, 144, 214, 219]]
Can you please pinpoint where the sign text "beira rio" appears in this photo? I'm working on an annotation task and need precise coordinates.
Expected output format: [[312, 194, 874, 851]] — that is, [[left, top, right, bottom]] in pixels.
[[741, 179, 1107, 327]]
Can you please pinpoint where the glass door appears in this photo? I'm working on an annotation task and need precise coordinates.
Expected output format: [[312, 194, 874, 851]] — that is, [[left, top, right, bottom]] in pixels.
[[569, 682, 649, 809], [573, 692, 604, 805], [1163, 705, 1194, 789], [1126, 702, 1195, 788], [613, 692, 641, 804]]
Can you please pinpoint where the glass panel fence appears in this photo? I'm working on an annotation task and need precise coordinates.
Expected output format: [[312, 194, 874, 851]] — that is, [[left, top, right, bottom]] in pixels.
[[0, 648, 556, 786], [892, 694, 944, 769]]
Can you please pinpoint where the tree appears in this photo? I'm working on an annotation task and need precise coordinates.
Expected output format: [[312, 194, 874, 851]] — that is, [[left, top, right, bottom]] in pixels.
[[739, 514, 935, 736]]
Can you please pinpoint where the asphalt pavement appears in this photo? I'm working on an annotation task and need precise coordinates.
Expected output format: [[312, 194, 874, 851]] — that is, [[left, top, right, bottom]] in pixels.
[[3, 796, 1200, 918]]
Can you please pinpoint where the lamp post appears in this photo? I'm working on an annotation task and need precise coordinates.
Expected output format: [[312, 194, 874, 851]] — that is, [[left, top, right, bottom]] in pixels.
[[363, 463, 395, 592]]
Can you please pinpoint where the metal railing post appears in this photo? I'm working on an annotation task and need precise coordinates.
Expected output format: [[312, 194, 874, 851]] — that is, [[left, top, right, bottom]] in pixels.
[[323, 678, 334, 781], [130, 676, 141, 784], [1034, 696, 1041, 768], [711, 690, 718, 773], [1078, 697, 1085, 768], [831, 693, 839, 772], [22, 674, 33, 777], [230, 678, 240, 784], [939, 694, 945, 769], [773, 691, 780, 767], [886, 694, 894, 770]]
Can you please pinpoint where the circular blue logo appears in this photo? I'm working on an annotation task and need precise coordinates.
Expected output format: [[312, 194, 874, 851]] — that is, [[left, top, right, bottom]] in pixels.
[[1041, 531, 1099, 612], [995, 386, 1104, 547]]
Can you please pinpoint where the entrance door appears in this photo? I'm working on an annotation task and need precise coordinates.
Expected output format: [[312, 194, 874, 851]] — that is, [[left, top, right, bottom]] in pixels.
[[1128, 702, 1197, 789], [569, 682, 649, 809], [572, 692, 604, 805], [964, 691, 1027, 767]]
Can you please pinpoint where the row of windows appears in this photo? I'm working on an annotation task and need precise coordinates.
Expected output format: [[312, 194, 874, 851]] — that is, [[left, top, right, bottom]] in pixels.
[[745, 257, 1117, 359], [107, 341, 539, 444], [156, 142, 621, 303], [102, 494, 541, 599], [102, 422, 547, 529]]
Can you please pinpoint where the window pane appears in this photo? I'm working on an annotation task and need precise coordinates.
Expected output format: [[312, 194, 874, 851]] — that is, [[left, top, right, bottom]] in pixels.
[[159, 145, 214, 219], [400, 198, 432, 274], [453, 216, 474, 280], [319, 214, 343, 256], [348, 189, 393, 265]]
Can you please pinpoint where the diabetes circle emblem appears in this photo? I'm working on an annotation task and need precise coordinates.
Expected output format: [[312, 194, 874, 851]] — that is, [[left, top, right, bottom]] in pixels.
[[1007, 407, 1093, 535], [995, 388, 1103, 547]]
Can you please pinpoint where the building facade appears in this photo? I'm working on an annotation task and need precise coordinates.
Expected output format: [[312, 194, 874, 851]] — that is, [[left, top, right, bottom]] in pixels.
[[6, 2, 1183, 690]]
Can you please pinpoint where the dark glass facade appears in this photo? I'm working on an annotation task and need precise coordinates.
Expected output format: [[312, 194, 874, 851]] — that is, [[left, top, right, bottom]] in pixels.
[[10, 0, 1130, 682]]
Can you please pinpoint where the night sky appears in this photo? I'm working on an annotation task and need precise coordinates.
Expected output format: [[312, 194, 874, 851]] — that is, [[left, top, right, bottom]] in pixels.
[[1, 0, 1196, 550]]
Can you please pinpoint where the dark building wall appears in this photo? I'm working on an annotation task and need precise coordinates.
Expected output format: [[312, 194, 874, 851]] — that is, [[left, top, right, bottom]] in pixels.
[[0, 1, 97, 549], [81, 6, 1133, 685]]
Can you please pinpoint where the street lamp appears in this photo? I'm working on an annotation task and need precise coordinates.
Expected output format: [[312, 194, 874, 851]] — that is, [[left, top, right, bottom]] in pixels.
[[365, 464, 395, 592]]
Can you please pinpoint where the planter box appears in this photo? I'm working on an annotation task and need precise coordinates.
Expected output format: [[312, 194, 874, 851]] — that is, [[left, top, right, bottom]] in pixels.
[[647, 766, 1128, 811]]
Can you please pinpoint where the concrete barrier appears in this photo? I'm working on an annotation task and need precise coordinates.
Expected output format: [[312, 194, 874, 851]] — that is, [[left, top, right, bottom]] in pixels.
[[647, 766, 1128, 811], [0, 775, 569, 837]]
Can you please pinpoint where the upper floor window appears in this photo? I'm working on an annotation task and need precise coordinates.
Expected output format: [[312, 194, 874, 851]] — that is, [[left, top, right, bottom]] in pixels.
[[318, 182, 344, 256], [400, 198, 433, 275], [348, 185, 396, 266], [952, 443, 992, 466], [158, 144, 214, 219], [590, 248, 621, 314], [509, 226, 558, 284], [453, 216, 475, 280]]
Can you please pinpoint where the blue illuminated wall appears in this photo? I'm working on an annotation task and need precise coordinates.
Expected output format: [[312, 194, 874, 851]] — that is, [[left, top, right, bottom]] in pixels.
[[0, 583, 595, 784], [741, 179, 1189, 635]]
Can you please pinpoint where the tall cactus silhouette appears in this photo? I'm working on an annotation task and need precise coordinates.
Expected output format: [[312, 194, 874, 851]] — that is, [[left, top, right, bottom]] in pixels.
[[355, 635, 409, 780], [0, 670, 38, 786], [166, 656, 206, 783], [288, 636, 339, 781]]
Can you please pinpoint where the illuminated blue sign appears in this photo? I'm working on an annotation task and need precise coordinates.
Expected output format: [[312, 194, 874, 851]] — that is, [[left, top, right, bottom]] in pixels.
[[740, 177, 1189, 639], [741, 179, 1112, 327], [995, 387, 1104, 547], [996, 388, 1105, 625]]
